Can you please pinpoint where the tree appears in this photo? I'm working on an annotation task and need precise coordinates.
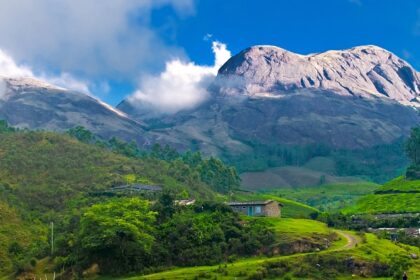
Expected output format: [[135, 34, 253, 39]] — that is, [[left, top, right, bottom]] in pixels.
[[67, 126, 94, 143], [405, 127, 420, 165], [0, 120, 14, 133], [197, 157, 241, 193], [76, 198, 157, 274], [405, 127, 420, 179]]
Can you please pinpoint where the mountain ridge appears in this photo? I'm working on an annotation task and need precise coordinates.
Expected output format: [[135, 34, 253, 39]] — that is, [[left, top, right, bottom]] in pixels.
[[215, 44, 420, 107]]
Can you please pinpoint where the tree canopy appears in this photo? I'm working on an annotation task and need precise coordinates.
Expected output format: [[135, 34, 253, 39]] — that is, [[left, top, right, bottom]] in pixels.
[[76, 198, 156, 274]]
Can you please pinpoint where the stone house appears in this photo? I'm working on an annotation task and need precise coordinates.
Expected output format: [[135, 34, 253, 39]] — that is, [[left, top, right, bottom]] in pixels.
[[227, 200, 282, 217]]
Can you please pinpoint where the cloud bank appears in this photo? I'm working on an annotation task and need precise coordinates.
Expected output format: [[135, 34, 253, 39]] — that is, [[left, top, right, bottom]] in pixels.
[[0, 0, 195, 80], [0, 48, 90, 94], [128, 41, 231, 113]]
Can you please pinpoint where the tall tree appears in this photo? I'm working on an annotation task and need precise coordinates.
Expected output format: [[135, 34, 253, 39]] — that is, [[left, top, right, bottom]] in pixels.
[[76, 198, 156, 274], [405, 127, 420, 165]]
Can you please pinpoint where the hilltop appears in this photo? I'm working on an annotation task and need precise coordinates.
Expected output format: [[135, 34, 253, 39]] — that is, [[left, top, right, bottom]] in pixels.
[[343, 176, 420, 214]]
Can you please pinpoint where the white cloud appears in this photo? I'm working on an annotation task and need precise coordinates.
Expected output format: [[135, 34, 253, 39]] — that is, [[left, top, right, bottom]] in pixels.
[[0, 0, 195, 80], [128, 41, 231, 113], [0, 48, 90, 94], [0, 49, 32, 78], [39, 73, 90, 94]]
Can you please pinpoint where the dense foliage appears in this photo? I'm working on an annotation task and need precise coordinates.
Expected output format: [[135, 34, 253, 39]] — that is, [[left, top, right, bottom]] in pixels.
[[54, 197, 275, 276], [74, 198, 157, 275], [0, 122, 242, 276], [67, 126, 241, 193], [405, 127, 420, 179], [223, 139, 408, 183]]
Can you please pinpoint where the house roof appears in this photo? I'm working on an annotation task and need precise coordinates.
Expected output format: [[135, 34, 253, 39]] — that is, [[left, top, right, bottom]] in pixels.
[[227, 200, 283, 207]]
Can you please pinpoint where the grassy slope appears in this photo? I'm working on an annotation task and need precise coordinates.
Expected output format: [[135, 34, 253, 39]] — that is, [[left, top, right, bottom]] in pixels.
[[117, 225, 420, 280], [343, 177, 420, 214], [342, 193, 420, 214], [375, 176, 420, 193], [273, 182, 379, 212], [262, 218, 333, 247], [230, 192, 318, 218]]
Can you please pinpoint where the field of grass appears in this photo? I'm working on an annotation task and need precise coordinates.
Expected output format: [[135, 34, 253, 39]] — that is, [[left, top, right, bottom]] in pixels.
[[240, 165, 362, 190], [261, 218, 336, 252], [375, 176, 420, 193], [230, 192, 319, 218], [114, 231, 420, 280], [342, 193, 420, 214], [342, 176, 420, 214], [271, 182, 379, 211]]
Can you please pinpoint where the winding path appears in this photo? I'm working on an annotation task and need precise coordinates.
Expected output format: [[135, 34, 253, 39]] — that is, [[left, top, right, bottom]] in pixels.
[[335, 230, 359, 250]]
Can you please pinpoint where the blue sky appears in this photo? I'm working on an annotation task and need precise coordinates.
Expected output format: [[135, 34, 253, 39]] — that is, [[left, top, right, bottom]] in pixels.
[[0, 0, 418, 106], [170, 0, 419, 67]]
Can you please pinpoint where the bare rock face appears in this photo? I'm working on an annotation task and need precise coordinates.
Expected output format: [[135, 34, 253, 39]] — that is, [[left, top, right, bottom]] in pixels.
[[0, 76, 148, 145], [217, 45, 420, 107]]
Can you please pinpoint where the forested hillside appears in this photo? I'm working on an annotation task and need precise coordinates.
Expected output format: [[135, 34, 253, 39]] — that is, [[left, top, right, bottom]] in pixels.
[[0, 122, 243, 277]]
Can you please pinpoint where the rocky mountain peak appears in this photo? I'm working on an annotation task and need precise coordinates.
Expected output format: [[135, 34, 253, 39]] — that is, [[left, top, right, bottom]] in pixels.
[[217, 45, 420, 107]]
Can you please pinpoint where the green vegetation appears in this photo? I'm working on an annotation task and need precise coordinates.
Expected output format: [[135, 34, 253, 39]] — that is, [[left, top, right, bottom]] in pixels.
[[121, 232, 419, 280], [405, 127, 420, 179], [261, 218, 338, 255], [225, 139, 408, 183], [375, 176, 420, 193], [342, 193, 420, 214], [54, 198, 276, 277], [343, 176, 420, 215], [0, 201, 46, 276], [2, 121, 419, 279], [0, 123, 243, 277], [272, 182, 379, 212], [74, 198, 157, 275]]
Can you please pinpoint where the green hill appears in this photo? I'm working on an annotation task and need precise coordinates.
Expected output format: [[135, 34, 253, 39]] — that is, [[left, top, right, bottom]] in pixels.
[[343, 176, 420, 214], [0, 131, 215, 212], [374, 176, 420, 193], [0, 130, 216, 276], [0, 129, 320, 277], [273, 182, 379, 212]]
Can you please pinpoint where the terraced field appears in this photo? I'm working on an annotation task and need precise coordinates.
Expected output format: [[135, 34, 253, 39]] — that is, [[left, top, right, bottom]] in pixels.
[[343, 177, 420, 214]]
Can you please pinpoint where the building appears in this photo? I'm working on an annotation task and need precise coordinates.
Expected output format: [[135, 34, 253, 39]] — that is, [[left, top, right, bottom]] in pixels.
[[227, 200, 282, 217]]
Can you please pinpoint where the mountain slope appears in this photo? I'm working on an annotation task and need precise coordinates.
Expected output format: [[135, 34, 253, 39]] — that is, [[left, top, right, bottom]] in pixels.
[[0, 77, 148, 145], [117, 45, 420, 184]]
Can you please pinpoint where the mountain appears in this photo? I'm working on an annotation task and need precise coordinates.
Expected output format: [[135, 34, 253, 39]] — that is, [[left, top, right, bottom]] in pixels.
[[118, 45, 420, 182], [0, 45, 419, 184], [0, 76, 148, 145], [216, 45, 419, 107]]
